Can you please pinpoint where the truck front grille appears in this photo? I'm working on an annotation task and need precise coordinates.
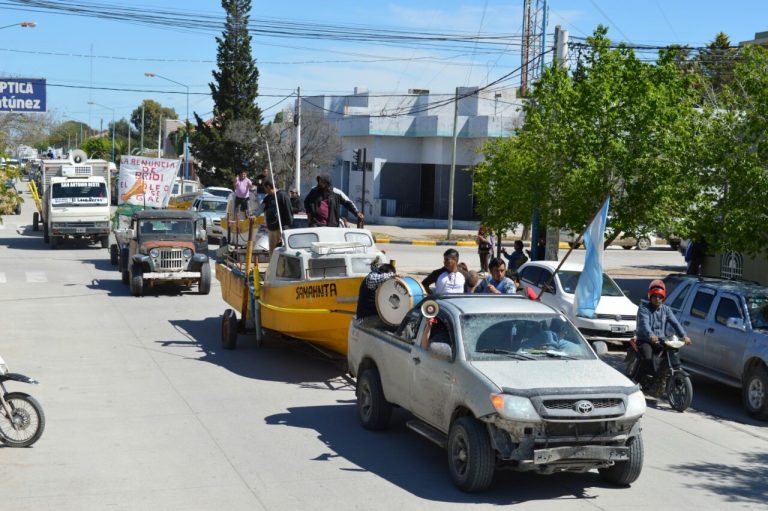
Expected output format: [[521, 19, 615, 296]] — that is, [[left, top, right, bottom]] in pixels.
[[543, 398, 623, 411], [531, 395, 627, 420], [158, 248, 185, 271], [595, 314, 637, 321]]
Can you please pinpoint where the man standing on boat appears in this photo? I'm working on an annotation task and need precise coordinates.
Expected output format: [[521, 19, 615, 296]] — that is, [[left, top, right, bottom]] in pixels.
[[262, 179, 294, 253], [304, 174, 364, 227]]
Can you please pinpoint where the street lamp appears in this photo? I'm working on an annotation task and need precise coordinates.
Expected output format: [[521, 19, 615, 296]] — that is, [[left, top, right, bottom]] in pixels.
[[88, 102, 115, 163], [0, 21, 36, 30], [145, 72, 189, 180]]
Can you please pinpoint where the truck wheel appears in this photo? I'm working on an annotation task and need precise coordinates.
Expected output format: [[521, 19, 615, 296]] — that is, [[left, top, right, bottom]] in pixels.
[[743, 365, 768, 420], [100, 235, 109, 249], [599, 434, 644, 486], [447, 416, 495, 492], [198, 262, 211, 295], [221, 309, 238, 350], [356, 367, 392, 431], [636, 237, 651, 251], [43, 223, 49, 243], [110, 244, 119, 265], [130, 264, 144, 297], [33, 212, 39, 231]]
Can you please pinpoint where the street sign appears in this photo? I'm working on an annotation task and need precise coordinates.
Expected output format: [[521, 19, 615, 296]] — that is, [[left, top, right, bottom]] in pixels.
[[0, 78, 46, 112]]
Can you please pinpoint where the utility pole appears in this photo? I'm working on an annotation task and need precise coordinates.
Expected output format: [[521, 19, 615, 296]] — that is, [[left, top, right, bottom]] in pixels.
[[128, 125, 131, 155], [294, 86, 301, 194], [140, 103, 145, 156], [361, 147, 367, 218], [447, 87, 459, 239], [157, 118, 163, 158]]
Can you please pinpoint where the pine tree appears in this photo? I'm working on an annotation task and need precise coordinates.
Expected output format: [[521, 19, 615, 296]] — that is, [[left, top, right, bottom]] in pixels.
[[191, 0, 263, 186]]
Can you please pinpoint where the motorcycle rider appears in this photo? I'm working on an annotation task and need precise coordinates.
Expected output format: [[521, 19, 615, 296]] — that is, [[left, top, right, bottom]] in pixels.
[[635, 280, 691, 387]]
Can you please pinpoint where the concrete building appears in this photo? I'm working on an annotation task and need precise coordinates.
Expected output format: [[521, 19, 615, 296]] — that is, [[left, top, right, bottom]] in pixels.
[[302, 86, 524, 227], [740, 30, 768, 47]]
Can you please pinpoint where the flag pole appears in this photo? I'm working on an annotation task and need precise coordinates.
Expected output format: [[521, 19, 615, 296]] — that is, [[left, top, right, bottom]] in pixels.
[[535, 196, 610, 301]]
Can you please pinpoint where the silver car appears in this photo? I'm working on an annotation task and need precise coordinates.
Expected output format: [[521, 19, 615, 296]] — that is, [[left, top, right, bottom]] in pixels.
[[190, 194, 228, 241]]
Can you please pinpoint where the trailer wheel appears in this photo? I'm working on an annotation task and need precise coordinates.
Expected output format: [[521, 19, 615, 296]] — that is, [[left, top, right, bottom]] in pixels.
[[110, 244, 119, 265], [33, 212, 39, 231], [222, 309, 238, 350]]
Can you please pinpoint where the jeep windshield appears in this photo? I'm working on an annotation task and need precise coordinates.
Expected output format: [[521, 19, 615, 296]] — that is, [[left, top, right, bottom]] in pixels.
[[461, 313, 595, 361], [51, 181, 108, 207], [137, 219, 195, 238], [746, 294, 768, 331]]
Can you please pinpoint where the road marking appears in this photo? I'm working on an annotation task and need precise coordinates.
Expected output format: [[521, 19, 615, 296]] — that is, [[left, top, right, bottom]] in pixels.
[[25, 271, 47, 283], [0, 273, 5, 283]]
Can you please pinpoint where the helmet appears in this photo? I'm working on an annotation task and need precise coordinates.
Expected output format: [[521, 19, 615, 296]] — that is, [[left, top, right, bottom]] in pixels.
[[648, 279, 666, 298]]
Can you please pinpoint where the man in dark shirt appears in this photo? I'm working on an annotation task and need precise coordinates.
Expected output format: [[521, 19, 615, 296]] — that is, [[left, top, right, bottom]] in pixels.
[[422, 248, 463, 294], [304, 174, 363, 227], [261, 179, 293, 253]]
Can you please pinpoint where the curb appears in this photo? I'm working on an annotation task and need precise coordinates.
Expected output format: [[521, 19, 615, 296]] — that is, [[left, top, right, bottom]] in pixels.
[[375, 238, 477, 247]]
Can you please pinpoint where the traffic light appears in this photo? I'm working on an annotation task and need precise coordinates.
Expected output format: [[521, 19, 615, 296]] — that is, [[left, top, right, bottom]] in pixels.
[[352, 149, 361, 170]]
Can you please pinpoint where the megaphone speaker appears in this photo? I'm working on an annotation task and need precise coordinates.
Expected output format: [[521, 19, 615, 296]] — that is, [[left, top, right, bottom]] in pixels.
[[421, 300, 439, 318]]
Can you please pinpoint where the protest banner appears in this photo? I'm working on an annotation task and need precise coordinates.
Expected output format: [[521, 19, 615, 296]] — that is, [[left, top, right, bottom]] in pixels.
[[117, 156, 180, 207]]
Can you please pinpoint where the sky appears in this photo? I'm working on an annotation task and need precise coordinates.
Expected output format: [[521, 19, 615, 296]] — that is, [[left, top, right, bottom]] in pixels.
[[0, 0, 766, 130]]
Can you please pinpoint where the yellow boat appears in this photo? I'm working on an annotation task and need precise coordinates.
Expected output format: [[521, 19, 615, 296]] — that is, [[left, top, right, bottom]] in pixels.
[[216, 226, 388, 356]]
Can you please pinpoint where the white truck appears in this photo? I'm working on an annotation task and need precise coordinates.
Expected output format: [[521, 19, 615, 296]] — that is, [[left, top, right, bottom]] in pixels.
[[348, 294, 646, 492], [33, 150, 111, 249]]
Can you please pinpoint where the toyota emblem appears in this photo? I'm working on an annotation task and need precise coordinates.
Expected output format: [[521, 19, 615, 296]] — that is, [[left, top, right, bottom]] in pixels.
[[615, 314, 622, 322], [574, 400, 594, 414]]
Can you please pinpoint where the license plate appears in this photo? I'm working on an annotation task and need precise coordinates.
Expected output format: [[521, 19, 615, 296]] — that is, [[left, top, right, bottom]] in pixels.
[[610, 325, 627, 333], [75, 227, 86, 234]]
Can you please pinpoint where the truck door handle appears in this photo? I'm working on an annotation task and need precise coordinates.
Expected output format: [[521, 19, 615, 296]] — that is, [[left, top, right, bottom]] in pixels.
[[706, 327, 715, 333], [683, 321, 690, 326]]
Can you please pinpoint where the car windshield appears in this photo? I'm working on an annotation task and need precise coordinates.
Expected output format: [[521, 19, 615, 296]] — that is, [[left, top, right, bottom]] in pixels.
[[138, 219, 195, 237], [205, 188, 232, 198], [51, 181, 108, 207], [461, 313, 595, 361], [200, 200, 227, 212], [746, 294, 768, 330], [558, 270, 624, 296]]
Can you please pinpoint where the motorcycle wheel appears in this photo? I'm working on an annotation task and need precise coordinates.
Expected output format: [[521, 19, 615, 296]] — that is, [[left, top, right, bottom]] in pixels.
[[624, 351, 639, 380], [666, 372, 693, 412], [0, 392, 46, 447]]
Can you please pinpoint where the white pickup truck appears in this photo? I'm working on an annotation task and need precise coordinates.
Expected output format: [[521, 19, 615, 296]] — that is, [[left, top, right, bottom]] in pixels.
[[347, 294, 647, 492]]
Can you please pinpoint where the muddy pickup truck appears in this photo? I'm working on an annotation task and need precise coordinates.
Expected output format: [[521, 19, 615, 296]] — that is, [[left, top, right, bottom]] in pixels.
[[347, 294, 646, 492]]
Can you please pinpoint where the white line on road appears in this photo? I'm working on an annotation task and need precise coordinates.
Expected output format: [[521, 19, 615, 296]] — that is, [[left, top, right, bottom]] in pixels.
[[25, 271, 47, 283]]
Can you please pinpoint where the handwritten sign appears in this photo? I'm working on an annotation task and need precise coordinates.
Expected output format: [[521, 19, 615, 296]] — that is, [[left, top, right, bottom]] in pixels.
[[118, 156, 181, 207]]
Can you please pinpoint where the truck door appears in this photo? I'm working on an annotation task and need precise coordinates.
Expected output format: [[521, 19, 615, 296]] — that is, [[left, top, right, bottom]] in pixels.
[[409, 312, 456, 431], [681, 287, 716, 368], [709, 293, 750, 378], [377, 308, 422, 408]]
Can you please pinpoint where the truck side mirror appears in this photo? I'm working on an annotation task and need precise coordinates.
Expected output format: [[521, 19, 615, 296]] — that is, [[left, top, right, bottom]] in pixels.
[[725, 317, 746, 331], [591, 341, 609, 357], [428, 341, 453, 362], [196, 229, 207, 241]]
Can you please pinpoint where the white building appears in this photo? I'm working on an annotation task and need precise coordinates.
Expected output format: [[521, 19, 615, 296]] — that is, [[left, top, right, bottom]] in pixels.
[[302, 86, 524, 226]]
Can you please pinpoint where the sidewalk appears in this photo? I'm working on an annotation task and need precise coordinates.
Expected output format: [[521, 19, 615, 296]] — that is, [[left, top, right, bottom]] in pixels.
[[367, 223, 575, 249]]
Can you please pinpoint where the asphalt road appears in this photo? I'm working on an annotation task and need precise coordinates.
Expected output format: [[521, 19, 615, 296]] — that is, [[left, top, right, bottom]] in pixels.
[[1, 192, 766, 510]]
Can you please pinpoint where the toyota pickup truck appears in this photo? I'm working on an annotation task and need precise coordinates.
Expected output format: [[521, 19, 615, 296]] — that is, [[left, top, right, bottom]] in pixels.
[[347, 294, 646, 492]]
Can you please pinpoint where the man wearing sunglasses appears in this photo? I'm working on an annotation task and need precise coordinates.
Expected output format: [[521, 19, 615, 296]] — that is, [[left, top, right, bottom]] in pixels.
[[635, 280, 691, 387]]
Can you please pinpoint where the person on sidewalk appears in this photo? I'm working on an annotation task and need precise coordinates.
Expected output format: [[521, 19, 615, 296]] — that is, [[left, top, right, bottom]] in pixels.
[[501, 240, 528, 272], [476, 224, 495, 273], [422, 248, 465, 295], [685, 237, 707, 276], [304, 174, 364, 227], [261, 179, 293, 253]]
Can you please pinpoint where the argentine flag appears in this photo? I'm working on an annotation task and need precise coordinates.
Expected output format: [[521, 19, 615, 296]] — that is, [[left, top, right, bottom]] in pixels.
[[575, 198, 610, 318]]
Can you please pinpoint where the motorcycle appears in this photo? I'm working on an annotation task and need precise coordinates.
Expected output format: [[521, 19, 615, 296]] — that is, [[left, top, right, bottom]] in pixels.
[[624, 335, 693, 412], [0, 355, 45, 447]]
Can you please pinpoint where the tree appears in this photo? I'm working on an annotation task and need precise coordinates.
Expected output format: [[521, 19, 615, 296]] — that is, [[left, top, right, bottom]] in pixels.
[[0, 112, 54, 155], [81, 137, 121, 160], [696, 32, 737, 101], [264, 109, 341, 189], [130, 100, 177, 151], [191, 0, 263, 187]]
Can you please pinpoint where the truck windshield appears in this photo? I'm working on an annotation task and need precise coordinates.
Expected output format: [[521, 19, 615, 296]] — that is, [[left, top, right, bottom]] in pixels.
[[461, 313, 595, 361], [746, 295, 768, 331], [138, 219, 195, 236], [51, 181, 108, 207]]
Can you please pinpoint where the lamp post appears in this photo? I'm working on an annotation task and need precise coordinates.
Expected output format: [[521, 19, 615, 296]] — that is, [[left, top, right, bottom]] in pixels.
[[145, 72, 189, 180], [0, 21, 36, 30], [88, 102, 115, 163]]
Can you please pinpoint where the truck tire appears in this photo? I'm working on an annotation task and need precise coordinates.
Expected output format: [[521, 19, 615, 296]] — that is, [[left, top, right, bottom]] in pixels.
[[130, 264, 144, 297], [599, 434, 644, 486], [743, 365, 768, 420], [43, 222, 49, 243], [100, 235, 109, 249], [356, 367, 392, 431], [636, 237, 651, 251], [221, 309, 238, 350], [198, 262, 211, 295], [447, 416, 495, 492], [110, 244, 119, 265], [33, 212, 39, 231]]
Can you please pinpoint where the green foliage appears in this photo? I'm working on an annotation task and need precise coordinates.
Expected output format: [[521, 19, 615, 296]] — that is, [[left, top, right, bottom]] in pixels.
[[191, 0, 263, 187], [0, 164, 23, 216], [80, 137, 116, 161], [130, 100, 178, 150]]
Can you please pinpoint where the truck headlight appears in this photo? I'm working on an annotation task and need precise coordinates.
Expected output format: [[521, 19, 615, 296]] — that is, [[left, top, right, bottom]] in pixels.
[[490, 393, 540, 422], [149, 248, 160, 258], [625, 391, 646, 419], [183, 248, 193, 258]]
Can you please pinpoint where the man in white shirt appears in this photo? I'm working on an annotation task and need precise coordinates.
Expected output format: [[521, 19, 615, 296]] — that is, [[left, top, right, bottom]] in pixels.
[[434, 249, 466, 294]]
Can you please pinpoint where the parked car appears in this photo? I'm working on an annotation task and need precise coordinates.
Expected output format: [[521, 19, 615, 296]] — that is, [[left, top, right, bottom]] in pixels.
[[202, 186, 233, 199], [559, 229, 655, 250], [663, 274, 768, 419], [517, 261, 637, 342], [190, 193, 228, 241]]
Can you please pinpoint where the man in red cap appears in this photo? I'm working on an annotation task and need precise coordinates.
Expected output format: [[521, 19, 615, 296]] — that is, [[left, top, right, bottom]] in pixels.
[[635, 280, 691, 387]]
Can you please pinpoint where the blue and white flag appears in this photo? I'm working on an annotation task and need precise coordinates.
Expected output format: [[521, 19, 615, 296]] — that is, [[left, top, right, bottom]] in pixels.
[[575, 198, 610, 318]]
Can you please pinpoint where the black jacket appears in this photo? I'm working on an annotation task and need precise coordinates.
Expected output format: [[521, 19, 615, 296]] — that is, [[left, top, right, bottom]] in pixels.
[[262, 190, 293, 231], [304, 186, 359, 227]]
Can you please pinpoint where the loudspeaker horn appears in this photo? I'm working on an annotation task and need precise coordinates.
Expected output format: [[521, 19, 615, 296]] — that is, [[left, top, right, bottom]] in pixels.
[[421, 300, 439, 319], [70, 149, 88, 164]]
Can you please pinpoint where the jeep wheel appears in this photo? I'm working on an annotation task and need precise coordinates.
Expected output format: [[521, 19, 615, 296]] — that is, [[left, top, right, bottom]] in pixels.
[[221, 309, 238, 350], [356, 367, 392, 431], [599, 434, 644, 486], [100, 235, 109, 249], [33, 212, 39, 231], [130, 264, 144, 297], [743, 365, 768, 420], [110, 244, 119, 265], [198, 262, 211, 295], [636, 237, 651, 251], [447, 416, 495, 492]]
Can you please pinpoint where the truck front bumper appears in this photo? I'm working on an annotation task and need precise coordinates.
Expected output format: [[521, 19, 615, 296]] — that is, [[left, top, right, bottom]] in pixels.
[[142, 271, 202, 279], [533, 445, 629, 464]]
